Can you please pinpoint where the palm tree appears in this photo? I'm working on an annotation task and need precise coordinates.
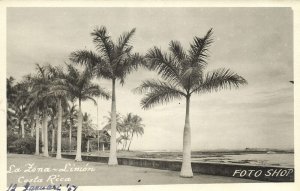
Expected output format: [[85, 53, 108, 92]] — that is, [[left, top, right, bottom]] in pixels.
[[27, 64, 55, 157], [64, 102, 78, 152], [135, 29, 247, 177], [23, 74, 41, 155], [48, 105, 57, 153], [61, 64, 110, 161], [70, 26, 144, 165], [123, 113, 145, 151], [102, 112, 125, 150], [47, 65, 70, 159], [82, 112, 97, 152], [14, 81, 30, 138], [7, 77, 18, 129], [102, 112, 123, 133]]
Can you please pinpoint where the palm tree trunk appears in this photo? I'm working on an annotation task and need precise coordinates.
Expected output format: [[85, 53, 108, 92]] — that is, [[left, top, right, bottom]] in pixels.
[[31, 121, 34, 137], [42, 113, 49, 157], [69, 124, 72, 152], [41, 119, 45, 153], [127, 132, 134, 151], [21, 119, 25, 138], [35, 113, 40, 155], [51, 127, 55, 152], [108, 79, 118, 165], [56, 98, 62, 159], [75, 99, 83, 161], [180, 95, 193, 177], [87, 139, 90, 152], [97, 131, 100, 151]]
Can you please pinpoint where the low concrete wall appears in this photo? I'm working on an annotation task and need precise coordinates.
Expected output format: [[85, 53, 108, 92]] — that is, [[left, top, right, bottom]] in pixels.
[[51, 153, 294, 182]]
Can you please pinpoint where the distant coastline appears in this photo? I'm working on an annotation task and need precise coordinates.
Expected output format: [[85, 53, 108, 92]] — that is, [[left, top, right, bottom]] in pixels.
[[140, 148, 294, 154]]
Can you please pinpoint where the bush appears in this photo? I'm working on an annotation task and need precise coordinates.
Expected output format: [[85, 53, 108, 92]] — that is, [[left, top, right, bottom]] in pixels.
[[7, 131, 19, 152], [11, 137, 42, 154], [61, 137, 76, 152]]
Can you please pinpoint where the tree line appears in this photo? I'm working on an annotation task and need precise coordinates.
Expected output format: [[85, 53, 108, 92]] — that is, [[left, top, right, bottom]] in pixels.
[[7, 26, 247, 178]]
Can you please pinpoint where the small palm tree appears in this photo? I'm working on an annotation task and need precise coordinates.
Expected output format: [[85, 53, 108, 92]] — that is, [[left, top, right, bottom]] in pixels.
[[123, 113, 144, 151], [135, 29, 247, 177], [70, 26, 144, 165], [61, 64, 110, 161], [102, 112, 123, 134]]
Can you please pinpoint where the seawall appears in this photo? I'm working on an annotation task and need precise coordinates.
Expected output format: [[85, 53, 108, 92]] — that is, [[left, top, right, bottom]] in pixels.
[[50, 153, 294, 182]]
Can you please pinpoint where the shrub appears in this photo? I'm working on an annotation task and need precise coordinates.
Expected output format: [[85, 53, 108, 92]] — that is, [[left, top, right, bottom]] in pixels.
[[7, 131, 19, 152], [61, 137, 76, 152], [12, 137, 42, 154]]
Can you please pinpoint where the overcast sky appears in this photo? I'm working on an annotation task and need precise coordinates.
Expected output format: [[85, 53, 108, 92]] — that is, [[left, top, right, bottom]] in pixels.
[[7, 7, 293, 151]]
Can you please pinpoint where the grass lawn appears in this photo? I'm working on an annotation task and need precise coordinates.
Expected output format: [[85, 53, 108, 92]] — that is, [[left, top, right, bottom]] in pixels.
[[7, 154, 259, 187]]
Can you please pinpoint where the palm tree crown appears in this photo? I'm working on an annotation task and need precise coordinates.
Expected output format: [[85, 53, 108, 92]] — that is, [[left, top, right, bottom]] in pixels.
[[136, 29, 247, 108], [70, 26, 144, 83]]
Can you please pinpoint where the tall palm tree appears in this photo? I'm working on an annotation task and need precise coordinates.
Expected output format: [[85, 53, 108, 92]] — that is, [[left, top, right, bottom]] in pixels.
[[24, 74, 41, 155], [61, 64, 110, 161], [14, 81, 30, 138], [27, 64, 54, 157], [47, 65, 70, 159], [135, 29, 247, 177], [70, 26, 144, 165], [82, 112, 96, 152], [64, 102, 78, 151], [7, 77, 18, 129]]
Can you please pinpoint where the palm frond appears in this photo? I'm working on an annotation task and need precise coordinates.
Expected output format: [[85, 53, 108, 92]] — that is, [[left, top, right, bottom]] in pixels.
[[188, 28, 213, 68], [117, 28, 136, 53], [169, 40, 186, 62], [134, 79, 186, 109], [91, 26, 114, 63], [117, 53, 146, 85], [82, 84, 110, 101], [192, 68, 247, 94], [146, 47, 181, 84]]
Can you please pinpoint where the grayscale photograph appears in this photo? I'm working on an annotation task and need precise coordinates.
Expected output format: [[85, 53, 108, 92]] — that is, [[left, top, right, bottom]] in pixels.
[[6, 6, 294, 190]]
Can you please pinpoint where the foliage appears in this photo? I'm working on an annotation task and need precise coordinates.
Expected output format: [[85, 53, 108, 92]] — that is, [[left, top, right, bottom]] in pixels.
[[11, 137, 42, 154], [61, 138, 77, 151], [103, 112, 144, 150], [135, 29, 247, 109]]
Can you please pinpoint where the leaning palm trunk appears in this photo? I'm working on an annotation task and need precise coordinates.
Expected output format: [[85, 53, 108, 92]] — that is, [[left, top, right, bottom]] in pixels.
[[42, 114, 49, 157], [56, 99, 62, 159], [180, 96, 193, 177], [108, 79, 118, 165], [75, 100, 83, 161], [127, 132, 134, 151], [35, 113, 40, 155]]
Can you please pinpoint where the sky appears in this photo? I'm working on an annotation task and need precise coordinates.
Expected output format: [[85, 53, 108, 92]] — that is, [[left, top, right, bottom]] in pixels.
[[6, 7, 294, 151]]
